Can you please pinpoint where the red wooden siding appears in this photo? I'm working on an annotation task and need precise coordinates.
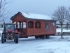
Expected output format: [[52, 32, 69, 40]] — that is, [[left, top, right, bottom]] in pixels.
[[26, 20, 56, 36]]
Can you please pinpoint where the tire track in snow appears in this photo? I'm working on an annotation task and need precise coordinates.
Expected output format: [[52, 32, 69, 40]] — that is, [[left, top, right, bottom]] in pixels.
[[0, 44, 11, 49], [0, 40, 20, 49], [0, 38, 28, 49], [0, 43, 25, 53], [6, 39, 46, 53], [0, 40, 27, 53], [2, 43, 25, 53], [1, 41, 32, 53], [0, 38, 47, 53]]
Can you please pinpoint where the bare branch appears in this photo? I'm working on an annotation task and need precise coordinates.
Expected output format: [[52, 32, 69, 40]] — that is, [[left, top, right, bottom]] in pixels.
[[65, 7, 70, 23], [0, 0, 12, 22], [53, 6, 68, 24], [52, 6, 69, 38]]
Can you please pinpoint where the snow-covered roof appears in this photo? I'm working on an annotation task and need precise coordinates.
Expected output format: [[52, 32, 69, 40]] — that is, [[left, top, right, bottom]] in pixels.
[[22, 12, 52, 20]]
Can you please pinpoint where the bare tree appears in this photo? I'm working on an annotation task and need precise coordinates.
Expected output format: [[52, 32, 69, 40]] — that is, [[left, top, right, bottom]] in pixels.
[[0, 0, 11, 22], [66, 22, 69, 30], [66, 7, 70, 25], [52, 6, 69, 38]]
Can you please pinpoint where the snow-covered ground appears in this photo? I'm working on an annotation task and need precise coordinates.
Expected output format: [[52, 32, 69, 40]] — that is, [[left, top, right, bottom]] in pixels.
[[0, 28, 70, 53], [56, 28, 70, 32], [0, 36, 70, 53]]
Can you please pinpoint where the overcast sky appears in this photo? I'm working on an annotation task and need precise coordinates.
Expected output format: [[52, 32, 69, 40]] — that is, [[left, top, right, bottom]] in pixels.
[[3, 0, 70, 22]]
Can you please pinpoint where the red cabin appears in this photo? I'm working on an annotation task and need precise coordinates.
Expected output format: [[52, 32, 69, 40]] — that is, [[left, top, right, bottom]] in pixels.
[[10, 12, 56, 39]]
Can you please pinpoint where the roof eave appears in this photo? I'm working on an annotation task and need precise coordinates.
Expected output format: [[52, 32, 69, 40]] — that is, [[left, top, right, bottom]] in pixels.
[[25, 18, 56, 21]]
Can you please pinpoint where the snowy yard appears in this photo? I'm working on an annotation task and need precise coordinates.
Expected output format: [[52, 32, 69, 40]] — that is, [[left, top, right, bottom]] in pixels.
[[0, 36, 70, 53], [0, 28, 70, 53]]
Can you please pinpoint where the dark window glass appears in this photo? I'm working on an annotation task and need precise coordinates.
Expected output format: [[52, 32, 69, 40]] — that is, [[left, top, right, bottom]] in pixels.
[[28, 21, 34, 28], [35, 22, 41, 28]]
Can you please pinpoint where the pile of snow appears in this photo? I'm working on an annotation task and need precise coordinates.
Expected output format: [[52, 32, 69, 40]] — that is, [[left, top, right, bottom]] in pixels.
[[22, 12, 52, 20]]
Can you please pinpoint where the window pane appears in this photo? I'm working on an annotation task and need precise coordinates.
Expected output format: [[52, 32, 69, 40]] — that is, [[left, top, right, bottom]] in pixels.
[[45, 22, 48, 29], [28, 21, 33, 28], [17, 22, 22, 28], [35, 22, 40, 28], [23, 22, 26, 28], [17, 22, 19, 28], [53, 22, 55, 26], [28, 23, 30, 28], [5, 24, 14, 31], [37, 23, 39, 27]]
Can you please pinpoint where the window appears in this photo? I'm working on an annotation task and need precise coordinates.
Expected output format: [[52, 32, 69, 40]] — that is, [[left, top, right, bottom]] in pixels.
[[14, 22, 16, 24], [13, 22, 16, 28], [52, 22, 55, 26], [17, 22, 19, 28], [23, 22, 26, 28], [28, 21, 34, 28], [19, 22, 21, 28], [35, 22, 41, 28], [5, 24, 15, 31], [45, 22, 49, 30], [17, 21, 22, 28]]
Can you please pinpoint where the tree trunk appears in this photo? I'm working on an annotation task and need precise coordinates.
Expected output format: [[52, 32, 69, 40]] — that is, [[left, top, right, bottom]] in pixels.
[[66, 23, 68, 30], [67, 25, 68, 30], [61, 25, 64, 38]]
